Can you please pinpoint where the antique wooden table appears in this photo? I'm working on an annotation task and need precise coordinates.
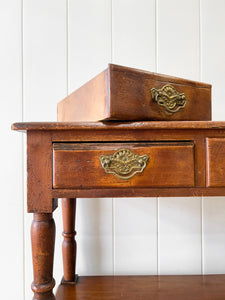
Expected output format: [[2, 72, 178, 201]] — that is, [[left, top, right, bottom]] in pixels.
[[12, 121, 225, 300]]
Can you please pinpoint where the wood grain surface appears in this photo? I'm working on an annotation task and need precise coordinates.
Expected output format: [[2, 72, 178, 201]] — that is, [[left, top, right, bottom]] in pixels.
[[31, 213, 56, 300], [11, 121, 225, 203], [27, 131, 57, 213], [57, 64, 211, 122], [206, 138, 225, 187], [55, 275, 225, 300], [12, 121, 225, 300], [62, 198, 77, 283], [12, 121, 225, 131], [53, 142, 194, 189]]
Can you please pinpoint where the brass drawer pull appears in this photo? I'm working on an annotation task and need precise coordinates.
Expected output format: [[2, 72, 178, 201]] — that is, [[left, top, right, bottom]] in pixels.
[[99, 149, 149, 180], [151, 84, 187, 113]]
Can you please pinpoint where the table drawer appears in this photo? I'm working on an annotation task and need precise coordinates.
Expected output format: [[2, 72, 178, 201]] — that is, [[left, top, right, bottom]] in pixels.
[[207, 138, 225, 187], [53, 142, 195, 189]]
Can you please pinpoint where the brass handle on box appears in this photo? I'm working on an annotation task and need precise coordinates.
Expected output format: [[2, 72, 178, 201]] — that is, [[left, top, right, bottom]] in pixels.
[[151, 84, 187, 113], [99, 149, 149, 180]]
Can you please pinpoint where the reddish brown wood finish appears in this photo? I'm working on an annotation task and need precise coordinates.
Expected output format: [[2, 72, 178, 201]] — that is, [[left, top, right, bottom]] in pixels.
[[31, 213, 56, 300], [58, 70, 109, 123], [53, 142, 195, 189], [52, 187, 225, 198], [62, 198, 77, 283], [57, 64, 211, 122], [11, 120, 225, 131], [11, 121, 225, 199], [56, 275, 225, 300], [206, 138, 225, 187], [11, 121, 225, 300], [27, 131, 57, 213]]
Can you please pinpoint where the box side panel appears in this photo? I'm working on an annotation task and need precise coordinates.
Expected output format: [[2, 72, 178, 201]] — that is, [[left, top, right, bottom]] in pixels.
[[109, 64, 211, 121], [57, 69, 109, 121]]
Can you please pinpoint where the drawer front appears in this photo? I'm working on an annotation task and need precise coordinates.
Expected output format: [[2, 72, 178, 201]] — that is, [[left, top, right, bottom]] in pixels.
[[53, 142, 195, 189], [207, 138, 225, 187], [110, 65, 211, 121]]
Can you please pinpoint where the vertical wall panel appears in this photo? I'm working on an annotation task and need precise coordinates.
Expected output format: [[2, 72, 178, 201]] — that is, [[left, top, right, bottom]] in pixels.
[[157, 0, 202, 275], [158, 0, 200, 80], [5, 2, 225, 298], [68, 0, 111, 92], [69, 0, 113, 276], [112, 0, 156, 70], [201, 0, 225, 275], [203, 197, 225, 274], [114, 198, 157, 275], [23, 1, 67, 298], [158, 197, 202, 274], [23, 0, 67, 121], [0, 1, 23, 299], [201, 0, 225, 120], [112, 0, 157, 275], [76, 198, 113, 275]]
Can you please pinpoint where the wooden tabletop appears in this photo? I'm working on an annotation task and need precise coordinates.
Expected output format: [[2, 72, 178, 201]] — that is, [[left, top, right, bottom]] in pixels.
[[11, 121, 225, 131]]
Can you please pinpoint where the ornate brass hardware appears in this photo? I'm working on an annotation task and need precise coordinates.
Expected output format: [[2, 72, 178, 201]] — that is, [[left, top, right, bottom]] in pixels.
[[99, 149, 149, 180], [151, 84, 187, 113]]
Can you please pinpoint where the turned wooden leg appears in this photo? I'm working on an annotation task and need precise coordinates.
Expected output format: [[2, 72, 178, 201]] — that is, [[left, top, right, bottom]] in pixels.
[[62, 198, 77, 283], [31, 213, 56, 300]]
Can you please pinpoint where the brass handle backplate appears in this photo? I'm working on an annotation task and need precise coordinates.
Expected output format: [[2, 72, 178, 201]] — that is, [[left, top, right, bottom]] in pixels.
[[151, 84, 187, 113], [99, 149, 149, 180]]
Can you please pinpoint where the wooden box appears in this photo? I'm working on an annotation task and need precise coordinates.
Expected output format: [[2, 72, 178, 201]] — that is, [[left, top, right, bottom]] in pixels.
[[58, 64, 211, 121]]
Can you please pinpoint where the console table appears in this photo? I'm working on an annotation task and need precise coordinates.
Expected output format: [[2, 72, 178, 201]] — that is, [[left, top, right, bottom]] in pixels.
[[12, 121, 225, 300]]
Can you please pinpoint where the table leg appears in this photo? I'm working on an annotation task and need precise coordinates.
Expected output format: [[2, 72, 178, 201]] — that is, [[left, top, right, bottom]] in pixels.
[[62, 198, 77, 283], [31, 213, 56, 300]]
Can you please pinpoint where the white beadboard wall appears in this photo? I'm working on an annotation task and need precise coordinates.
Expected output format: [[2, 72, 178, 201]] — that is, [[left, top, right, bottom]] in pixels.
[[2, 0, 225, 299]]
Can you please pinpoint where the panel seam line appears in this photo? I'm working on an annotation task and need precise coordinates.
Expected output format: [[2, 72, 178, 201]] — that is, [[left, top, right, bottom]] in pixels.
[[111, 0, 113, 63], [21, 0, 25, 298], [201, 196, 204, 274], [199, 0, 202, 82], [66, 0, 69, 95], [112, 198, 115, 275], [155, 0, 158, 72], [157, 197, 159, 275]]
